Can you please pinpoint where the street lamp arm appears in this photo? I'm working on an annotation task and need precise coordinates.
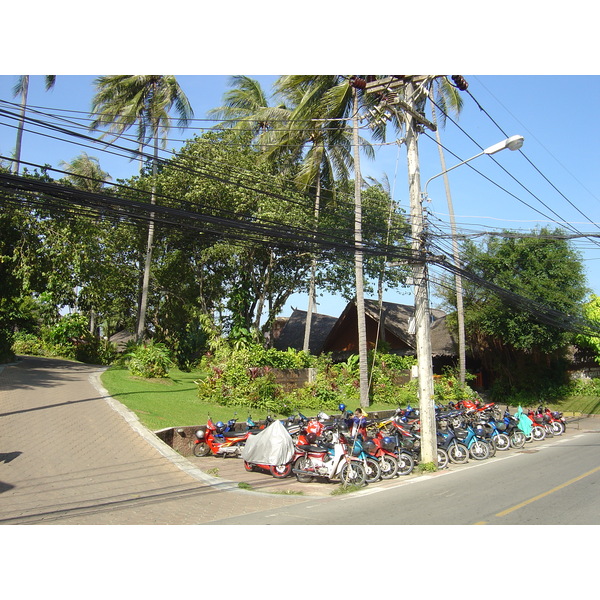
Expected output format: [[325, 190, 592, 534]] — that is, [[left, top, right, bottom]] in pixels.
[[423, 151, 484, 197], [422, 135, 524, 198]]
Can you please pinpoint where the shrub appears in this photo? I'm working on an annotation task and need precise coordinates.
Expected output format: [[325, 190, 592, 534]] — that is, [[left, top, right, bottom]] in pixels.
[[126, 342, 174, 378], [433, 367, 478, 404], [12, 332, 45, 356]]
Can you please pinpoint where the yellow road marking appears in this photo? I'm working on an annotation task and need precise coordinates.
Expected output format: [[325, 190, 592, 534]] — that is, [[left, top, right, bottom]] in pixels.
[[495, 465, 600, 518]]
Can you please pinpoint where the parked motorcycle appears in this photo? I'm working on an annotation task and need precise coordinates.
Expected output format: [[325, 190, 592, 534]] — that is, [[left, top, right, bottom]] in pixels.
[[293, 426, 367, 487], [193, 414, 253, 458], [452, 421, 491, 460], [367, 433, 415, 476], [536, 406, 566, 436], [242, 419, 296, 478], [526, 409, 550, 441], [436, 419, 470, 464]]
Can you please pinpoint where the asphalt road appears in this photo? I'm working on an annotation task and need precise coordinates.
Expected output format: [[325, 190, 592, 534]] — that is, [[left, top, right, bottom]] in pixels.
[[205, 425, 600, 525]]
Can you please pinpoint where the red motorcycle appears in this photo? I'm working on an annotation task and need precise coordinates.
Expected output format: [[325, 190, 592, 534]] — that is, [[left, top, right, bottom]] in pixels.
[[193, 415, 253, 458], [537, 405, 566, 435]]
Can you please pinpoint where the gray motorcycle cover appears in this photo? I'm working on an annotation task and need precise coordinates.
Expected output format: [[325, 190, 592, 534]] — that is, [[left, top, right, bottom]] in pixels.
[[241, 419, 294, 465]]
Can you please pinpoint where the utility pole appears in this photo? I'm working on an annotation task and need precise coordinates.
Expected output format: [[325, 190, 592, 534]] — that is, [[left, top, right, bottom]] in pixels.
[[350, 80, 370, 408], [404, 79, 437, 464], [365, 76, 438, 463]]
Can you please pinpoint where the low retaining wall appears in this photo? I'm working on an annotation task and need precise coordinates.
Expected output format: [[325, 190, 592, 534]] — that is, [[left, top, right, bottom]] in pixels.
[[154, 408, 399, 457]]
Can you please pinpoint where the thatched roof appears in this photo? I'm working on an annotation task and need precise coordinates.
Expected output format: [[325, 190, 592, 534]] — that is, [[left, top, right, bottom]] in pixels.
[[320, 299, 457, 357], [108, 330, 136, 352], [275, 300, 456, 358], [272, 309, 338, 354]]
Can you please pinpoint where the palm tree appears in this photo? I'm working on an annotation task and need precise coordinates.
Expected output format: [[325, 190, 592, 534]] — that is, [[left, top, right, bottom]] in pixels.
[[59, 152, 111, 192], [427, 77, 465, 381], [89, 75, 194, 341], [12, 75, 56, 174], [272, 75, 384, 405], [272, 76, 351, 352], [208, 75, 289, 153]]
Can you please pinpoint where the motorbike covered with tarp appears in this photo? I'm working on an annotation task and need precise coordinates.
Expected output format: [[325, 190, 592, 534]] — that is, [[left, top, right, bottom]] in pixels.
[[515, 406, 532, 436], [241, 419, 295, 467]]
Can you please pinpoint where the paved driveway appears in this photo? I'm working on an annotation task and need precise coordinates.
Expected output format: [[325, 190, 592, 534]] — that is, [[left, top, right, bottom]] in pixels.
[[0, 356, 309, 524]]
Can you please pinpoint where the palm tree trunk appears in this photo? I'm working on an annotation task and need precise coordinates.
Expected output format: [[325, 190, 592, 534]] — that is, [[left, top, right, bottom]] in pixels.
[[13, 76, 29, 175], [429, 93, 466, 384], [353, 88, 369, 407], [303, 175, 322, 353], [136, 133, 158, 342]]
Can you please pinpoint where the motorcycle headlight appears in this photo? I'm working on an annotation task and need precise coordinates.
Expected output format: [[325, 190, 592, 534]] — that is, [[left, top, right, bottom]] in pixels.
[[195, 430, 205, 440]]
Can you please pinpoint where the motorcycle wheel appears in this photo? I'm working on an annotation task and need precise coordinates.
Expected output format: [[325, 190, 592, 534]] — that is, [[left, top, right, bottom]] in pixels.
[[269, 463, 292, 478], [379, 455, 399, 479], [437, 447, 449, 470], [510, 431, 526, 449], [448, 442, 469, 464], [293, 456, 314, 483], [364, 457, 381, 483], [551, 421, 565, 435], [243, 461, 253, 472], [340, 462, 366, 487], [193, 442, 211, 457], [469, 440, 490, 460], [532, 425, 546, 441], [494, 433, 511, 451], [397, 452, 414, 476]]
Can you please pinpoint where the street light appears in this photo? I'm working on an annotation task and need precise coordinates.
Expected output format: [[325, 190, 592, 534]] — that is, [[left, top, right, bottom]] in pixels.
[[421, 133, 524, 390], [423, 135, 524, 197]]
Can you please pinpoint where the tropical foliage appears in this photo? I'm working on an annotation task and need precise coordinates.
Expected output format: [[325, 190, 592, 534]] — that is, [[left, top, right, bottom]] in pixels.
[[1, 75, 597, 408], [440, 228, 588, 400]]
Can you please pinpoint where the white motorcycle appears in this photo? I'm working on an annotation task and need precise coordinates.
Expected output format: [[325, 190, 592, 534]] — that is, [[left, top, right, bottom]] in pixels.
[[292, 427, 366, 487]]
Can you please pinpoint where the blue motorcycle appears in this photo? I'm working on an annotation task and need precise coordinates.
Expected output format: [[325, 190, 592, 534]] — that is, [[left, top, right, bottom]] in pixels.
[[453, 422, 491, 460]]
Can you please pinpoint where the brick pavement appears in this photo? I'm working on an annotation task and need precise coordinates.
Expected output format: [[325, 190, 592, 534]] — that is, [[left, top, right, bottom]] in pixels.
[[0, 356, 311, 525]]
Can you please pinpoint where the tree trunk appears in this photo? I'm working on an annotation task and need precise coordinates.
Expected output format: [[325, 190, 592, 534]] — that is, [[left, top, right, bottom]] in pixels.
[[13, 76, 29, 175], [429, 92, 466, 384], [136, 133, 158, 342], [303, 175, 322, 353]]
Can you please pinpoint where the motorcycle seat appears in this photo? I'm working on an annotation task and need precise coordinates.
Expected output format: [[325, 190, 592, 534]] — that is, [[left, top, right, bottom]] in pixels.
[[297, 444, 326, 453]]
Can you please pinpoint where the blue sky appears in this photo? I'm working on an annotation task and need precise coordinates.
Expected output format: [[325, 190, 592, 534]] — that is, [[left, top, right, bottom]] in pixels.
[[1, 73, 599, 320]]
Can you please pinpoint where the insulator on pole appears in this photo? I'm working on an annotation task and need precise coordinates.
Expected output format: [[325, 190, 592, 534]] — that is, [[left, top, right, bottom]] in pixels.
[[451, 75, 468, 91]]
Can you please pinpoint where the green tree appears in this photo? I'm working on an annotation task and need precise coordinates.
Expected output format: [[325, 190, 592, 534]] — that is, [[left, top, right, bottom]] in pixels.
[[90, 75, 194, 341], [576, 294, 600, 364], [444, 229, 588, 397], [151, 128, 314, 340]]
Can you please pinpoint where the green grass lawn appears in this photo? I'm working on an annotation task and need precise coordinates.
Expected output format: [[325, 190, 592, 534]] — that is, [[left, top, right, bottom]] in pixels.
[[100, 366, 213, 431], [100, 365, 401, 431], [100, 365, 600, 433]]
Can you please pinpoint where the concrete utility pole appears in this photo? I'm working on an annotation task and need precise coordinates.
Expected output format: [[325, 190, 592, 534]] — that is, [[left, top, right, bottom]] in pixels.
[[351, 82, 370, 408], [404, 79, 437, 464], [365, 75, 438, 463]]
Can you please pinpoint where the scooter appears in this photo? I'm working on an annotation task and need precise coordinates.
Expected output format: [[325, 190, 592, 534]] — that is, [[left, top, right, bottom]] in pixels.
[[452, 422, 491, 460], [367, 433, 415, 477], [193, 414, 254, 458], [293, 427, 367, 487], [537, 405, 566, 436]]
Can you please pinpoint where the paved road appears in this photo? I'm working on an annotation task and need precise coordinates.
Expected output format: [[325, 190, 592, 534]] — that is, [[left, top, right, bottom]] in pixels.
[[0, 356, 311, 524], [2, 356, 598, 526], [206, 425, 600, 525]]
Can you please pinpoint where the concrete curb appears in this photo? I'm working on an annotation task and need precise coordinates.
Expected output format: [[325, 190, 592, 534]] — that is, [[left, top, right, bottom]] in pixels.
[[88, 369, 243, 493]]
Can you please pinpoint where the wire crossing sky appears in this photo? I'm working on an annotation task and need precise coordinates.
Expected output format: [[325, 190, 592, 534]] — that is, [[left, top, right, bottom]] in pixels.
[[1, 74, 599, 320]]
